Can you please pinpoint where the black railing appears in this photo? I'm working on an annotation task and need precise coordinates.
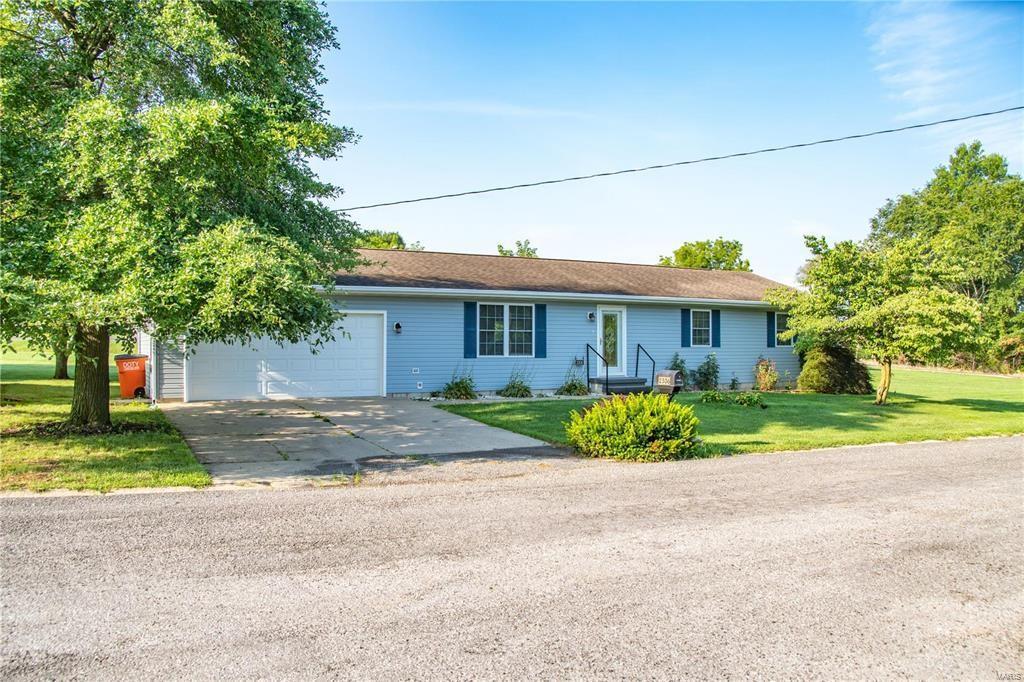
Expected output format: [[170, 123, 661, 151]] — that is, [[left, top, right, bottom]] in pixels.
[[585, 343, 610, 395], [635, 343, 655, 389]]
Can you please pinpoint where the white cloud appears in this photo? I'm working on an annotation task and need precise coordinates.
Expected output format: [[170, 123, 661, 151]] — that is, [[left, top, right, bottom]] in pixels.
[[867, 2, 1023, 166], [868, 2, 1000, 106]]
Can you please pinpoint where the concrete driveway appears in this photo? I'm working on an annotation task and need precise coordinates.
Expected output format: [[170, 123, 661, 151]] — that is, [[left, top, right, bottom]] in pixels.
[[2, 436, 1020, 679], [161, 398, 551, 486]]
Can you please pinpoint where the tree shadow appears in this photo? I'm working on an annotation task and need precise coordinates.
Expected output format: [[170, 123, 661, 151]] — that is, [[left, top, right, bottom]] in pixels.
[[902, 395, 1024, 415]]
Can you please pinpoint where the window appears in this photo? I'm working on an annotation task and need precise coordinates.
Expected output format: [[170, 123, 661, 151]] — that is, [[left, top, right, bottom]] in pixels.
[[776, 313, 792, 346], [478, 304, 505, 356], [508, 305, 534, 356], [691, 309, 711, 347], [479, 304, 533, 357]]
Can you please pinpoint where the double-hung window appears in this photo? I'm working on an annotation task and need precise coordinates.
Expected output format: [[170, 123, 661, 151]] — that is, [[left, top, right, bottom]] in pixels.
[[479, 304, 534, 357], [691, 309, 711, 347], [776, 312, 792, 346]]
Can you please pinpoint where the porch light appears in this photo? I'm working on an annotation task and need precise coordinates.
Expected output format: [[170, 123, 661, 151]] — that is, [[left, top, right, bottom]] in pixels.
[[393, 322, 402, 334]]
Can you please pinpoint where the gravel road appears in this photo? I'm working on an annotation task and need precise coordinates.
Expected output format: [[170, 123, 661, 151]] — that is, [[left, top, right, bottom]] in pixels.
[[2, 437, 1022, 679]]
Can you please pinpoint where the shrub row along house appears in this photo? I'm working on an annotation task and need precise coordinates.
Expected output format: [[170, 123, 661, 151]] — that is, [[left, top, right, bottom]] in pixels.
[[139, 249, 800, 401]]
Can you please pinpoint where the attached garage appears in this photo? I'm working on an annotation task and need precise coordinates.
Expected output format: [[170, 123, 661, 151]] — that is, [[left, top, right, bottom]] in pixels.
[[143, 311, 387, 402]]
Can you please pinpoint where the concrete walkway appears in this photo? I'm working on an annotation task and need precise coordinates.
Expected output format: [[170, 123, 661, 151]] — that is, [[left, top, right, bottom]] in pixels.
[[161, 398, 548, 487]]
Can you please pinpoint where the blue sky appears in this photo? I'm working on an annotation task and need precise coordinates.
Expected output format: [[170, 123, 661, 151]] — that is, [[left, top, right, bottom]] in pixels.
[[315, 1, 1023, 284]]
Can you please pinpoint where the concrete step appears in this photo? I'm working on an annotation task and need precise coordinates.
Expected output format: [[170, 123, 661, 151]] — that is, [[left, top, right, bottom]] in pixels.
[[589, 377, 650, 395]]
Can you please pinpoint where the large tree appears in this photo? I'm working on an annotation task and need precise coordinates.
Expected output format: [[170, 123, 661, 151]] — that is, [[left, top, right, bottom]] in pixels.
[[867, 142, 1024, 369], [659, 238, 751, 271], [1, 0, 360, 427], [497, 239, 538, 258], [766, 236, 980, 404], [355, 229, 423, 251]]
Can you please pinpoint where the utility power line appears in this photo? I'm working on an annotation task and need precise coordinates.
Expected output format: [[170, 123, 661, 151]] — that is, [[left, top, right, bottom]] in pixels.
[[336, 105, 1023, 212]]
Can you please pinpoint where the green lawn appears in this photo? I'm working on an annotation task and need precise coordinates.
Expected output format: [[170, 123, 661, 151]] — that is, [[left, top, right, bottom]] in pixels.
[[1, 342, 210, 492], [438, 368, 1024, 456]]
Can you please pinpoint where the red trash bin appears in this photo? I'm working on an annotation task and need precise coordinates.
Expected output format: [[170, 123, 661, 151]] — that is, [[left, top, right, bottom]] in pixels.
[[114, 354, 148, 399]]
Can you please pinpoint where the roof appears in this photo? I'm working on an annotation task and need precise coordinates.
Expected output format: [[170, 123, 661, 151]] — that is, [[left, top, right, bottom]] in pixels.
[[337, 249, 786, 302]]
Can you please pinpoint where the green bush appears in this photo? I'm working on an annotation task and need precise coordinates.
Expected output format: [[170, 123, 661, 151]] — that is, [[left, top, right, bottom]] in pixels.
[[441, 371, 478, 399], [732, 391, 767, 409], [754, 356, 779, 391], [556, 365, 590, 396], [691, 353, 720, 390], [700, 389, 727, 403], [497, 371, 532, 398], [666, 353, 689, 389], [565, 392, 700, 462], [797, 345, 872, 394], [728, 375, 740, 391]]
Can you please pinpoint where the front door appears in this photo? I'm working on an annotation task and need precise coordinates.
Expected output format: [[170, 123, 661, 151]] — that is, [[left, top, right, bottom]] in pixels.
[[597, 306, 626, 375]]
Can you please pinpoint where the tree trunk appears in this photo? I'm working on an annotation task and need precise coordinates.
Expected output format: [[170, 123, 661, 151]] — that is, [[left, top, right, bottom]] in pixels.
[[874, 358, 892, 405], [68, 324, 111, 427], [53, 347, 70, 380]]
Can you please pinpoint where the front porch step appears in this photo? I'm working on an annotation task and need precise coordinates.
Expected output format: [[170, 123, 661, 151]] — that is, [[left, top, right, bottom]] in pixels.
[[589, 376, 650, 395]]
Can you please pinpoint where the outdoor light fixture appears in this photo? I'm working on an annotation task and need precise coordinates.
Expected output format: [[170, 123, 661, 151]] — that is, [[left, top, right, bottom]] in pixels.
[[393, 322, 402, 334], [587, 311, 596, 321]]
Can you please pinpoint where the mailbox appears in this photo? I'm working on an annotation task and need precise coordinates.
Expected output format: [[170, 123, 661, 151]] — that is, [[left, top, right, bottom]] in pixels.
[[654, 370, 685, 400]]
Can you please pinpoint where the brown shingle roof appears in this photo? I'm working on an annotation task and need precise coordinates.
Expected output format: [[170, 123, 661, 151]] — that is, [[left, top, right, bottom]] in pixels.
[[337, 249, 786, 302]]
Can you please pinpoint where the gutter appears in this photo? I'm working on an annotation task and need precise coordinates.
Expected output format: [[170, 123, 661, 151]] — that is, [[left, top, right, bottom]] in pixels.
[[315, 284, 774, 309]]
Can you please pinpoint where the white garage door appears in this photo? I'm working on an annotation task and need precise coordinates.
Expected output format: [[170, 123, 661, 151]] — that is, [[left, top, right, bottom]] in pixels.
[[186, 313, 385, 401]]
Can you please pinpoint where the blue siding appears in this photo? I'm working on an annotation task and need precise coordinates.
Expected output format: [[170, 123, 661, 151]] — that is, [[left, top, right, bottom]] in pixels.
[[337, 296, 800, 393]]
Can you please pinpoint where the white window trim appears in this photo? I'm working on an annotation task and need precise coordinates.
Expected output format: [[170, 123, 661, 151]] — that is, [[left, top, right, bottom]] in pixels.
[[691, 308, 712, 348], [477, 302, 535, 358], [775, 312, 792, 347]]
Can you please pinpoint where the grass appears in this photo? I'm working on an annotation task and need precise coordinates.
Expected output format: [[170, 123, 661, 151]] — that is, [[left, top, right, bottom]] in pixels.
[[438, 367, 1024, 456], [1, 342, 211, 492]]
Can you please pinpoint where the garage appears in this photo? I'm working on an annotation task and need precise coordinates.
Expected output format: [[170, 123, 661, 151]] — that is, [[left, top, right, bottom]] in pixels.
[[185, 312, 386, 401]]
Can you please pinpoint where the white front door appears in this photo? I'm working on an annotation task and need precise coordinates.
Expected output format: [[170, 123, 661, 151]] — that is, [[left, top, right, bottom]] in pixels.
[[596, 306, 626, 375]]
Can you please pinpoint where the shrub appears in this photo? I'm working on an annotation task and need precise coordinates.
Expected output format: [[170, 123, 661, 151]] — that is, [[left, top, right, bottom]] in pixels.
[[556, 365, 590, 396], [796, 345, 872, 394], [691, 353, 720, 390], [732, 391, 767, 409], [728, 375, 740, 391], [754, 356, 779, 391], [997, 335, 1024, 373], [441, 370, 477, 399], [497, 370, 532, 398], [667, 353, 689, 389], [700, 389, 727, 403], [565, 392, 700, 462]]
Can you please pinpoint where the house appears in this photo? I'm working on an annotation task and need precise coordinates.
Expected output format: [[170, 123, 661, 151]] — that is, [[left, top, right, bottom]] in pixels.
[[139, 249, 799, 401]]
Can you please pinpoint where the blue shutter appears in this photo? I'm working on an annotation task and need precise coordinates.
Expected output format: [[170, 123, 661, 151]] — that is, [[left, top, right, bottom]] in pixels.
[[680, 309, 691, 347], [711, 310, 721, 348], [464, 302, 477, 358], [534, 304, 546, 358], [766, 311, 776, 348]]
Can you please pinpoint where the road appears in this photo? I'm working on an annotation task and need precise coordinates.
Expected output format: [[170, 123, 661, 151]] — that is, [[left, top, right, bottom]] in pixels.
[[2, 437, 1022, 679]]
